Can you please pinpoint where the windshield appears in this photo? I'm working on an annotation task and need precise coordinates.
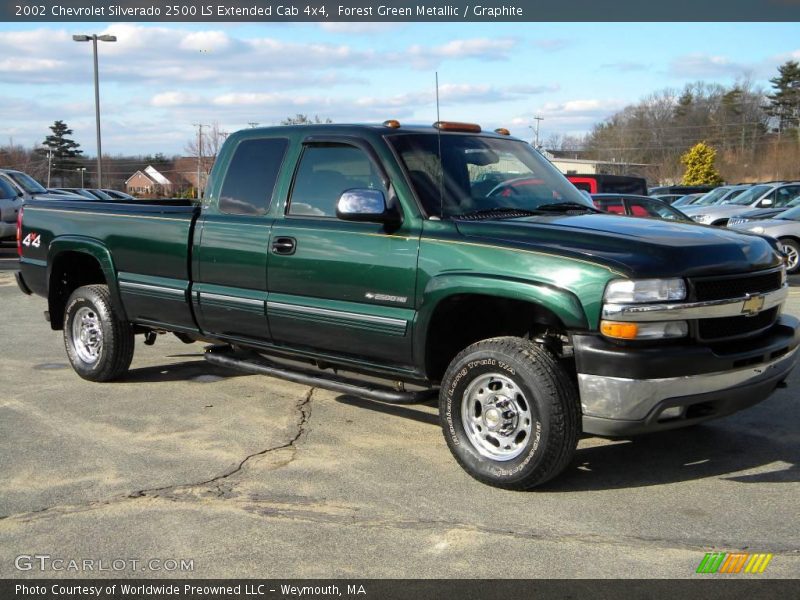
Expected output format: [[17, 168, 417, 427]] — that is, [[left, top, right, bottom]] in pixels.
[[777, 206, 800, 221], [7, 171, 47, 194], [693, 187, 730, 206], [729, 185, 771, 206], [387, 134, 592, 218]]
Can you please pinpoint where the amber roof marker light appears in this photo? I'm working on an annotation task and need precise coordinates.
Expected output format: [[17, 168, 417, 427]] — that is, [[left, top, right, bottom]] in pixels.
[[383, 119, 401, 128], [494, 128, 511, 136], [433, 121, 482, 133]]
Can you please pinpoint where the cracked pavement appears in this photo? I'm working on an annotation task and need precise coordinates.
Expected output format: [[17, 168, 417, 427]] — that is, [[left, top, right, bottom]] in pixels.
[[1, 255, 799, 578]]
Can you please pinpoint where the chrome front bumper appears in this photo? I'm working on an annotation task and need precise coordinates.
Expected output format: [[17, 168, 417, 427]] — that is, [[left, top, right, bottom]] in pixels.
[[577, 344, 797, 436]]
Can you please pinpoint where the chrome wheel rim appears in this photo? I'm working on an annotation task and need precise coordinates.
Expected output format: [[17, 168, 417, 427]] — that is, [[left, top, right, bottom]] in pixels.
[[781, 243, 799, 271], [461, 373, 533, 461], [71, 306, 103, 364]]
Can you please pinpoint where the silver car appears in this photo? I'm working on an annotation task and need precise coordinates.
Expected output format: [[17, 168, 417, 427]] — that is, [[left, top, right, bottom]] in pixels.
[[729, 205, 800, 273], [679, 184, 751, 211], [687, 182, 800, 226]]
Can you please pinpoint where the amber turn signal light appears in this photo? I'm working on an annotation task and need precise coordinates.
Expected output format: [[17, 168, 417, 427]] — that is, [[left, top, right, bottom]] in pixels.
[[433, 121, 482, 133], [600, 320, 639, 340]]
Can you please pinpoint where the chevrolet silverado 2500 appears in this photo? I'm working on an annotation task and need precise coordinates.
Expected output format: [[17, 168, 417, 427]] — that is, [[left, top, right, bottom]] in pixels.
[[16, 122, 799, 489]]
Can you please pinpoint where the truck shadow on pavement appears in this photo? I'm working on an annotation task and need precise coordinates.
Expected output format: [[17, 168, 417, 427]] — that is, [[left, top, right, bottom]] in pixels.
[[336, 395, 798, 490], [334, 395, 440, 426], [120, 358, 248, 383], [543, 425, 799, 491]]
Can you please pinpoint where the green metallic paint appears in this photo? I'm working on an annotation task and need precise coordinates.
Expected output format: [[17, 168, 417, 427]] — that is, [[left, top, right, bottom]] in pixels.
[[21, 125, 653, 383]]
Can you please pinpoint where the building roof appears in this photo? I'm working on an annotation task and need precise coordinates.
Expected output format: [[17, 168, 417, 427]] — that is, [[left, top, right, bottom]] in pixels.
[[144, 165, 171, 185]]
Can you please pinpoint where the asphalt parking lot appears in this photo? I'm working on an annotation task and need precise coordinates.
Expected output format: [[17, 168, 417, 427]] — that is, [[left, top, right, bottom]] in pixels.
[[0, 243, 799, 578]]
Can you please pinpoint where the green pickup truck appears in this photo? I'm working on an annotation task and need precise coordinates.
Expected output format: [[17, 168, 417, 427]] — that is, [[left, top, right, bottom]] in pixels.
[[15, 122, 799, 489]]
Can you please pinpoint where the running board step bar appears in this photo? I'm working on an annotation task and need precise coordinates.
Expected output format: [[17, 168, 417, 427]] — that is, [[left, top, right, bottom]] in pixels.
[[204, 347, 437, 405]]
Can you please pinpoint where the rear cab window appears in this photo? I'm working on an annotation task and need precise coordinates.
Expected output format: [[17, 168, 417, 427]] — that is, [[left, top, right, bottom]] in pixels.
[[219, 137, 289, 215]]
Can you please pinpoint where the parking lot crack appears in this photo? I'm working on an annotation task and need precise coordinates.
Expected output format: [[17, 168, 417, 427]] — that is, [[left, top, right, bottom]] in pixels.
[[0, 388, 314, 522], [129, 387, 314, 499]]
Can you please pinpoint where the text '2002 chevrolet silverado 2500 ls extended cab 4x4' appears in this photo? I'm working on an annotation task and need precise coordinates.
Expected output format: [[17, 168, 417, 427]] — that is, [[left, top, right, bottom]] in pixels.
[[15, 121, 800, 489]]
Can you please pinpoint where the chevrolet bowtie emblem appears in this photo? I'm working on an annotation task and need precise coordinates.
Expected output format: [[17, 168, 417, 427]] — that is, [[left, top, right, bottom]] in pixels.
[[741, 294, 765, 316]]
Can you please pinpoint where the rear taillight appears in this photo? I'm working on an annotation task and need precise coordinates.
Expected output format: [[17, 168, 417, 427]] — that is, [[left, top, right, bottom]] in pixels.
[[16, 206, 23, 256]]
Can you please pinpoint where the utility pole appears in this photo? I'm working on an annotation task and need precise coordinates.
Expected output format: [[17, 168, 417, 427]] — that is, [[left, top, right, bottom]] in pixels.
[[46, 148, 52, 188], [73, 33, 117, 187], [192, 123, 207, 199], [532, 116, 544, 150]]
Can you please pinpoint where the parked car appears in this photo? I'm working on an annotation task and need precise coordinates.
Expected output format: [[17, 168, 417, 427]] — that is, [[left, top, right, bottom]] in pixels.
[[102, 189, 136, 200], [649, 184, 717, 196], [670, 193, 706, 207], [729, 205, 800, 273], [651, 194, 685, 204], [679, 185, 752, 211], [52, 188, 114, 201], [688, 182, 800, 226], [0, 177, 23, 241], [567, 174, 648, 196], [16, 121, 797, 490], [0, 169, 76, 203], [591, 193, 691, 221], [727, 195, 800, 226]]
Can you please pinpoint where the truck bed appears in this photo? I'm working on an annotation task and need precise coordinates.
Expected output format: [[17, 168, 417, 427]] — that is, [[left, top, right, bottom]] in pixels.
[[20, 198, 201, 332]]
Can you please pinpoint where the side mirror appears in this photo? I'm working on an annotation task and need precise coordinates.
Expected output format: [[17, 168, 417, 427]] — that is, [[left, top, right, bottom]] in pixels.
[[336, 189, 399, 224], [760, 198, 773, 207]]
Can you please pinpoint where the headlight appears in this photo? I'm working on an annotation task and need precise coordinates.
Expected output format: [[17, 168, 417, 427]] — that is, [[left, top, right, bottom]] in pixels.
[[604, 278, 686, 303], [600, 320, 689, 340], [751, 226, 764, 234], [693, 214, 713, 224]]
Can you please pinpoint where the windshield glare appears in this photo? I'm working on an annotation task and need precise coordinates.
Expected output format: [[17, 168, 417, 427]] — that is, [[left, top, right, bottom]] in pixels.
[[729, 185, 770, 206], [693, 187, 728, 205], [8, 171, 47, 194], [388, 134, 592, 218], [778, 206, 800, 221]]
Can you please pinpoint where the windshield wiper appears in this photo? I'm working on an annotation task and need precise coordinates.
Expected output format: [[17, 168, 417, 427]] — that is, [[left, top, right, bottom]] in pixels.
[[535, 202, 598, 213], [454, 207, 544, 220]]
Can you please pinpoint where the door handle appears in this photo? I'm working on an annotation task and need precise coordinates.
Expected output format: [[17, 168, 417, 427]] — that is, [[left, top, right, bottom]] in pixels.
[[272, 237, 296, 255]]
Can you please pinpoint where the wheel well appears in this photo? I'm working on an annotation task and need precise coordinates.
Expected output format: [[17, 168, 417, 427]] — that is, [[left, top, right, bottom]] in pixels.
[[48, 252, 107, 330], [424, 294, 567, 383]]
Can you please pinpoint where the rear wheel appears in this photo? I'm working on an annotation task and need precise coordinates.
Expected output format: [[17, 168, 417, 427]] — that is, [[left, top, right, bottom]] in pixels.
[[439, 337, 580, 490], [64, 284, 134, 381], [779, 238, 800, 274]]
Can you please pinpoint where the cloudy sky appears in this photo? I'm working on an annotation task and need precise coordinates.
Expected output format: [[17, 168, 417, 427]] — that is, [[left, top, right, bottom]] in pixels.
[[0, 21, 797, 156]]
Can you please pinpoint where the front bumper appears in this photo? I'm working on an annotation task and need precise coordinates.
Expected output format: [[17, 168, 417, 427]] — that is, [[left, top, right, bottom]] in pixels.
[[574, 315, 799, 436]]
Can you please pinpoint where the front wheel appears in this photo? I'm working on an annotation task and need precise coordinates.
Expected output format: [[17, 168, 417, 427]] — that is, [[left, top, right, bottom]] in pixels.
[[439, 337, 580, 490], [64, 284, 135, 381], [779, 238, 800, 274]]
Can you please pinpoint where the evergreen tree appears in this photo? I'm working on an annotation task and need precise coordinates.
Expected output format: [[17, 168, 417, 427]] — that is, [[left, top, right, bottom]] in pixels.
[[37, 120, 83, 185], [681, 142, 723, 186], [766, 60, 800, 132]]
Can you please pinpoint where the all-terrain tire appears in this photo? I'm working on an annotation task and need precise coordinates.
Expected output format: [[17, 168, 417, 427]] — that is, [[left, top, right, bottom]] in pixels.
[[439, 336, 580, 490], [63, 284, 134, 381]]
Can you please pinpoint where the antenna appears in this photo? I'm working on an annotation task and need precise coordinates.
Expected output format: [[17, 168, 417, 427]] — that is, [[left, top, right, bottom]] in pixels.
[[436, 72, 444, 219]]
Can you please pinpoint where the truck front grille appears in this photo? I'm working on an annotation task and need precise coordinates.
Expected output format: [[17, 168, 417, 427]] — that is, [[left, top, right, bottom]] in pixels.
[[697, 307, 779, 341], [692, 270, 782, 301]]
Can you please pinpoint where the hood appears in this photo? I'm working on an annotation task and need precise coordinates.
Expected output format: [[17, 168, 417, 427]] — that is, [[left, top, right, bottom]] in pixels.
[[454, 213, 782, 278], [735, 207, 787, 220], [683, 205, 749, 219]]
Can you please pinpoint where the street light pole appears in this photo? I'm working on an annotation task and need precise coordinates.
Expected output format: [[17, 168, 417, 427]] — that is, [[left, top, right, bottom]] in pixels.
[[73, 33, 117, 188], [76, 167, 86, 187]]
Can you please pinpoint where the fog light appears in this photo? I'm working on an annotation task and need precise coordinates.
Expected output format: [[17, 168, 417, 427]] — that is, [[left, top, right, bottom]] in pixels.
[[659, 406, 684, 420]]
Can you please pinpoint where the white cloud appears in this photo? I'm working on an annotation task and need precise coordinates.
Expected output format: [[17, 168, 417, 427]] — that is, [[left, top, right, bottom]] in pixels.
[[668, 53, 749, 78], [150, 92, 203, 108]]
